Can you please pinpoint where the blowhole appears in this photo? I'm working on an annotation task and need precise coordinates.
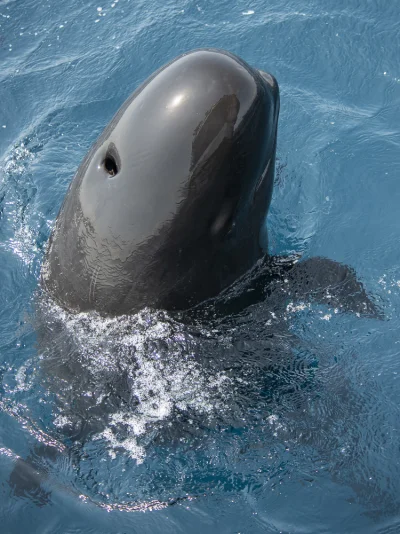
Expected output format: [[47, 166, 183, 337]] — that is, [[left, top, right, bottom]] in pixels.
[[104, 155, 118, 176]]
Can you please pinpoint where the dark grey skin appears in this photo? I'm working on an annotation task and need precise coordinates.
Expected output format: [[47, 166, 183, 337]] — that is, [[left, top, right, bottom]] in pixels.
[[9, 49, 382, 507], [42, 48, 280, 315]]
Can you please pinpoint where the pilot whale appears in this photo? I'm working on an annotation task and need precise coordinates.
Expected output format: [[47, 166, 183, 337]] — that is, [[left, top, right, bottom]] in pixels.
[[8, 49, 381, 508], [42, 48, 279, 315]]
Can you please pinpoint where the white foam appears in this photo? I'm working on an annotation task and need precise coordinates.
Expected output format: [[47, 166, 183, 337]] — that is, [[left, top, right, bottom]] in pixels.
[[286, 301, 310, 313], [40, 300, 238, 462]]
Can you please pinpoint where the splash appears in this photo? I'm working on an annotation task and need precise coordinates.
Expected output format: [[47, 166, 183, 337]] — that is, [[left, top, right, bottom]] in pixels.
[[37, 298, 240, 463], [0, 136, 44, 266]]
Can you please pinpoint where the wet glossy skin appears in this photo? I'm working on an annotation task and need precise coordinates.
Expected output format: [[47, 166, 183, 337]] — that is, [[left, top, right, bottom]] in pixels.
[[42, 49, 280, 314]]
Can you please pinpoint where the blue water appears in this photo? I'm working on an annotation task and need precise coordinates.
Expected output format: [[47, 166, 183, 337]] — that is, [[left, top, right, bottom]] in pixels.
[[1, 0, 400, 532]]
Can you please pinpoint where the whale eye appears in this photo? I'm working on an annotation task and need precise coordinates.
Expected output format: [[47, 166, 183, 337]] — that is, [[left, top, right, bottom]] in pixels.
[[104, 155, 118, 176]]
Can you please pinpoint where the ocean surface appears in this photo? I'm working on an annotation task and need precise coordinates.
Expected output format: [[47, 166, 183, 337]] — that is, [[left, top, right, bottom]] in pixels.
[[0, 0, 400, 532]]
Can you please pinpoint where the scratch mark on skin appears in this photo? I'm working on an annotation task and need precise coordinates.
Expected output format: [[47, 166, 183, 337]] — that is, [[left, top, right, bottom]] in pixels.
[[89, 265, 100, 304]]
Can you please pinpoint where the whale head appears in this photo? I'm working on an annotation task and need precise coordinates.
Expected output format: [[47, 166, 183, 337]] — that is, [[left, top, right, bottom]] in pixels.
[[42, 49, 279, 315]]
